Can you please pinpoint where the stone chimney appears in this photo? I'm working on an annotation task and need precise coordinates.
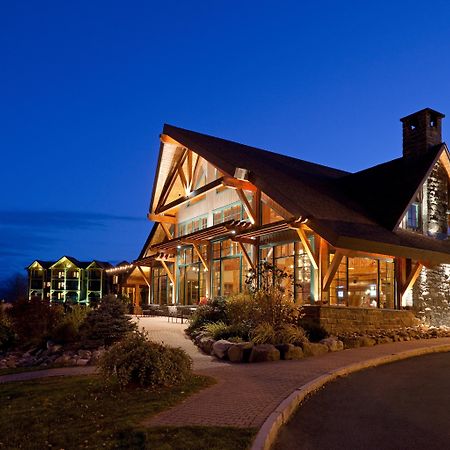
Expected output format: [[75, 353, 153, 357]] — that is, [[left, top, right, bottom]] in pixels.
[[400, 108, 445, 157]]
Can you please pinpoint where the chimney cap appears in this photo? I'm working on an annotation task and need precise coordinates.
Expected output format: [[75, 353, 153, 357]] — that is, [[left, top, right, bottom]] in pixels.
[[400, 107, 445, 123]]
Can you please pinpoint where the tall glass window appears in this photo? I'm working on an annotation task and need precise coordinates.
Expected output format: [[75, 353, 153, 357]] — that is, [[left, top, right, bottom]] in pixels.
[[260, 241, 311, 303], [152, 266, 173, 305], [178, 246, 206, 304], [211, 239, 243, 297]]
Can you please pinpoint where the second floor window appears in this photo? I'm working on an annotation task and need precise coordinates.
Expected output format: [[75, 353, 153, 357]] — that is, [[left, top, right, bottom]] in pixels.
[[406, 203, 420, 230]]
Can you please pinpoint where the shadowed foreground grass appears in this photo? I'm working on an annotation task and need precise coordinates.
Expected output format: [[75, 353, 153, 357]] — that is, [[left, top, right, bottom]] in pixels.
[[0, 375, 256, 449]]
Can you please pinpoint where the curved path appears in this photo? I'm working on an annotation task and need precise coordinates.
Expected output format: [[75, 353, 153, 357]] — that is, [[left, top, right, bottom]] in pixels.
[[2, 316, 450, 444], [273, 352, 450, 450]]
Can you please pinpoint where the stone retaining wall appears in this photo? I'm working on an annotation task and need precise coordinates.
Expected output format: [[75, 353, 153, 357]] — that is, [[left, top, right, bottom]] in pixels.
[[301, 305, 418, 334]]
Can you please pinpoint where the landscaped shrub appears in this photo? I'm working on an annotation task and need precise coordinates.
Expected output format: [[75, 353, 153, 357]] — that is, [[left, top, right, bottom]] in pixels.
[[99, 331, 192, 388], [79, 295, 136, 347], [51, 304, 91, 344], [7, 297, 64, 345], [250, 322, 276, 344], [277, 323, 307, 345], [300, 322, 329, 342], [203, 321, 249, 341], [0, 308, 15, 351], [186, 297, 228, 334]]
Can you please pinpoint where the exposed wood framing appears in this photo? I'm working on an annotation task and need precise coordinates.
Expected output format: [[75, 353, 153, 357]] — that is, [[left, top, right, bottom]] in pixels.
[[236, 189, 256, 224], [156, 149, 188, 211], [157, 178, 224, 214], [177, 164, 188, 193], [160, 260, 175, 285], [160, 133, 183, 146], [192, 243, 209, 271], [322, 251, 344, 291], [237, 241, 255, 271], [189, 153, 201, 190], [223, 176, 258, 192], [401, 261, 424, 299], [296, 227, 319, 270], [187, 150, 193, 188], [147, 213, 177, 224], [137, 266, 151, 287], [160, 222, 173, 240], [261, 193, 292, 219]]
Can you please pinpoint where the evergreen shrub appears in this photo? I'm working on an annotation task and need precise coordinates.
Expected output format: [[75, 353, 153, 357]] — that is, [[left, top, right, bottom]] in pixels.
[[99, 331, 192, 388]]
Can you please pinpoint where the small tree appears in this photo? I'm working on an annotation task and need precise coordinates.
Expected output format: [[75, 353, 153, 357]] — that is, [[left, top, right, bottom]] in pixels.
[[244, 262, 300, 328], [79, 295, 136, 347]]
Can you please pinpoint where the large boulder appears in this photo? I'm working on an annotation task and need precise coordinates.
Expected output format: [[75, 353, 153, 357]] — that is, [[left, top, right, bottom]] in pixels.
[[320, 337, 344, 352], [302, 342, 329, 357], [249, 344, 280, 363], [340, 337, 361, 349], [212, 339, 233, 359], [359, 336, 376, 347], [276, 344, 304, 360], [227, 342, 253, 363], [198, 337, 215, 355]]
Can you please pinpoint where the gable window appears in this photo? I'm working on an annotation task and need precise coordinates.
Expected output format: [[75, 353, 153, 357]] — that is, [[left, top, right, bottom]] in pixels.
[[406, 203, 420, 230]]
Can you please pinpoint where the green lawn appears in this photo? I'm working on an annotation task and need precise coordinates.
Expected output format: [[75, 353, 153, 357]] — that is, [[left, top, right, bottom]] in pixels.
[[0, 374, 256, 449]]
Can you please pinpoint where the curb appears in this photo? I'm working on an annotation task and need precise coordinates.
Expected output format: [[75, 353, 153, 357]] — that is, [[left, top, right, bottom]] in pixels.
[[251, 343, 450, 450]]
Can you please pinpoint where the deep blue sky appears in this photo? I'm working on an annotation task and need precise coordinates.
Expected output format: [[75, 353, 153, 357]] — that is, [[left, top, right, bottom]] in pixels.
[[1, 0, 450, 281]]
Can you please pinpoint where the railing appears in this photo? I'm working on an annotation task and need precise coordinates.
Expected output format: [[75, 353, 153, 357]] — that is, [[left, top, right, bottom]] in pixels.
[[140, 305, 198, 323]]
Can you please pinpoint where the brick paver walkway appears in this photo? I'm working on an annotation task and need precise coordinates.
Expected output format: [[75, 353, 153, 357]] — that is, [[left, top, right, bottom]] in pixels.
[[2, 316, 449, 433], [137, 319, 450, 429]]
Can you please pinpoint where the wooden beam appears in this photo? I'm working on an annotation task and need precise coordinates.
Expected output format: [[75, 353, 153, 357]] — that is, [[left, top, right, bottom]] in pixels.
[[137, 266, 151, 288], [237, 241, 255, 271], [161, 222, 173, 240], [189, 153, 201, 190], [160, 260, 175, 285], [186, 150, 193, 187], [401, 261, 424, 299], [261, 193, 292, 220], [160, 133, 183, 146], [296, 227, 319, 270], [147, 213, 177, 224], [192, 243, 208, 271], [236, 189, 256, 224], [157, 177, 224, 214], [222, 176, 258, 192], [156, 149, 188, 211], [322, 251, 344, 291], [177, 165, 188, 193]]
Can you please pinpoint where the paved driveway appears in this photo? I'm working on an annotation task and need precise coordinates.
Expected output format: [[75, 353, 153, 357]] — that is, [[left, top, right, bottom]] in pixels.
[[273, 352, 450, 450]]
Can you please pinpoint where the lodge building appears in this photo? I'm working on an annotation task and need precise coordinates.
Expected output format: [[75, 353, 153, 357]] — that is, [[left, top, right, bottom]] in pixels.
[[127, 108, 450, 325], [27, 256, 112, 303]]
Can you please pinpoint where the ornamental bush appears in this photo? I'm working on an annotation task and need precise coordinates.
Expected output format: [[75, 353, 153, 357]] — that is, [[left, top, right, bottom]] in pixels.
[[79, 295, 136, 347], [99, 331, 192, 388], [186, 297, 227, 334], [7, 297, 64, 345], [0, 307, 15, 351]]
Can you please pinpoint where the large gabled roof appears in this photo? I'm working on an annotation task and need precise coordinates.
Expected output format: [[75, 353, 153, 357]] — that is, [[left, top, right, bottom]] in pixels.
[[157, 124, 450, 264], [338, 144, 448, 229]]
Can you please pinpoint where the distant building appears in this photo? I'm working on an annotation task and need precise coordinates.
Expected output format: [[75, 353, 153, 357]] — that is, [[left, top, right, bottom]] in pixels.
[[27, 256, 112, 304]]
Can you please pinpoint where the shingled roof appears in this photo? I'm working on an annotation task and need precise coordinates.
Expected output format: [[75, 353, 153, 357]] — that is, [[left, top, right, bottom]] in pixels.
[[159, 124, 450, 264]]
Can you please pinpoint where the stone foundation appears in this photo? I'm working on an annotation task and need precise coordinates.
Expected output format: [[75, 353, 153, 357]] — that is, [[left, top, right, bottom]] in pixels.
[[301, 305, 418, 334]]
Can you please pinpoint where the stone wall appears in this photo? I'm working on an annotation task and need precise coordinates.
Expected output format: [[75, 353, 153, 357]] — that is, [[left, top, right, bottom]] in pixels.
[[413, 265, 450, 327], [426, 161, 448, 238], [301, 305, 418, 335]]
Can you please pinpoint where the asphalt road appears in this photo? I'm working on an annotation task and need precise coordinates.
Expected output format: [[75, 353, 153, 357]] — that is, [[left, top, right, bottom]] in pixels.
[[273, 352, 450, 450]]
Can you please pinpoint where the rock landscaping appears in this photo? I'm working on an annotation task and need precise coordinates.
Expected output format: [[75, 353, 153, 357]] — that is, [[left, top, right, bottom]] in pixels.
[[190, 325, 450, 363], [0, 341, 106, 369]]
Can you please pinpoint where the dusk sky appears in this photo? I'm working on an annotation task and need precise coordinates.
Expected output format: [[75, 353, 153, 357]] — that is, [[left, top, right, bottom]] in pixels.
[[1, 0, 450, 282]]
